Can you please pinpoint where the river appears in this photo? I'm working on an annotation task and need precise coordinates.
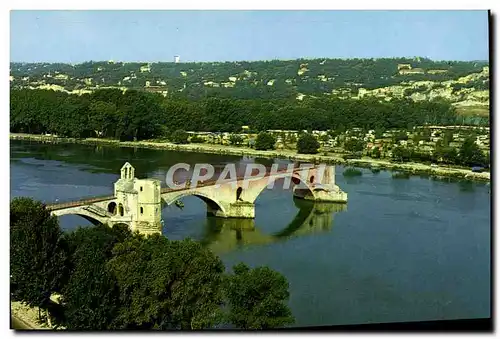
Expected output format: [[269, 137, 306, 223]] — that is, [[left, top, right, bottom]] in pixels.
[[10, 140, 491, 327]]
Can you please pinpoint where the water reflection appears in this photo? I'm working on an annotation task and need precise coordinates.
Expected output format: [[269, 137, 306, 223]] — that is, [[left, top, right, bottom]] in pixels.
[[199, 199, 347, 255]]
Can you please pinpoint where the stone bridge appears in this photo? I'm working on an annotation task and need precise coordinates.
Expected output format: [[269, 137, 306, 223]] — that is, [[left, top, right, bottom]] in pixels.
[[46, 162, 348, 235]]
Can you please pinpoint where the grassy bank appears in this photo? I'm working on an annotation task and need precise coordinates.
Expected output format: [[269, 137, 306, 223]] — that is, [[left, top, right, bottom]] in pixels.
[[10, 133, 490, 182], [11, 301, 48, 330]]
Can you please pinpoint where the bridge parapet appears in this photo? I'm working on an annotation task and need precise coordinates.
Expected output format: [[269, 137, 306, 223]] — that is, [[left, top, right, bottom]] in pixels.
[[46, 195, 115, 211]]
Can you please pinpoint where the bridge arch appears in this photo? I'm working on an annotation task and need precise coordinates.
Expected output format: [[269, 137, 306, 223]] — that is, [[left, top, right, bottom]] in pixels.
[[236, 187, 243, 201], [112, 222, 131, 229], [250, 171, 318, 203], [52, 209, 109, 226], [108, 202, 117, 215], [162, 191, 227, 217]]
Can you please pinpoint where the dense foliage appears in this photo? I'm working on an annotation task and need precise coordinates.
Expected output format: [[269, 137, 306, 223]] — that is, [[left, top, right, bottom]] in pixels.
[[10, 198, 295, 330], [107, 235, 225, 330], [11, 88, 464, 141], [224, 263, 294, 329]]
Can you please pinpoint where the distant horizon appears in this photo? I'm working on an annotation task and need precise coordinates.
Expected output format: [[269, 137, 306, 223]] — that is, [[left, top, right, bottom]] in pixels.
[[10, 10, 489, 63], [9, 56, 490, 65]]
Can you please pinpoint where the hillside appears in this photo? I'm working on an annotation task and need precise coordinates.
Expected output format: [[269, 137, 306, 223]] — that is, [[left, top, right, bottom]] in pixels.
[[356, 66, 490, 116], [10, 57, 489, 105]]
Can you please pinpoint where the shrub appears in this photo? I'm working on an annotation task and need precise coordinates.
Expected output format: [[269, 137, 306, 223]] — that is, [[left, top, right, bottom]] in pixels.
[[171, 130, 189, 144], [189, 135, 205, 143], [255, 132, 276, 151]]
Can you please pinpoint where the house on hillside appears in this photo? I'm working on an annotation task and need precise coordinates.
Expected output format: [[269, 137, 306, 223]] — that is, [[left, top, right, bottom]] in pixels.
[[397, 64, 412, 71], [399, 68, 425, 75], [54, 74, 69, 80], [140, 64, 151, 73]]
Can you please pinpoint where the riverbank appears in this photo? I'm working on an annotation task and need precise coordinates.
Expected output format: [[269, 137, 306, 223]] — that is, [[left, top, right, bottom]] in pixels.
[[10, 133, 490, 182], [11, 301, 47, 330]]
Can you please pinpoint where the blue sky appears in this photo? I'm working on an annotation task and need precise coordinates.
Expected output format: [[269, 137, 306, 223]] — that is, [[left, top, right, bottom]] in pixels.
[[10, 10, 489, 63]]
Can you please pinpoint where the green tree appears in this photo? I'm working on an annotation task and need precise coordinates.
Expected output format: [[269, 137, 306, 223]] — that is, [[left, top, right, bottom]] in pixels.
[[412, 132, 422, 144], [421, 128, 431, 142], [442, 147, 458, 165], [433, 140, 459, 165], [88, 101, 118, 138], [107, 235, 225, 330], [442, 130, 454, 147], [371, 147, 381, 159], [296, 133, 320, 154], [334, 124, 346, 136], [170, 129, 189, 144], [459, 136, 485, 166], [10, 198, 67, 320], [392, 145, 412, 162], [344, 138, 365, 154], [255, 132, 276, 151], [286, 134, 297, 146], [318, 134, 330, 143], [374, 128, 385, 139], [224, 263, 294, 329]]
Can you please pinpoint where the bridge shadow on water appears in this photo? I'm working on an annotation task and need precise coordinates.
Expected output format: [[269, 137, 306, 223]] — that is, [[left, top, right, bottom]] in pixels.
[[197, 199, 347, 255]]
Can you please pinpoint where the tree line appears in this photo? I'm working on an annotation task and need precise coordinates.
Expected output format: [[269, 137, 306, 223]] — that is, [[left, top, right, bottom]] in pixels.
[[11, 198, 294, 330], [10, 88, 462, 141]]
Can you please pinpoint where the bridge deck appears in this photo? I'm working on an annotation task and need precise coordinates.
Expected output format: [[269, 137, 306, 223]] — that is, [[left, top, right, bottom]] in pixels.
[[46, 195, 116, 211], [46, 166, 315, 210]]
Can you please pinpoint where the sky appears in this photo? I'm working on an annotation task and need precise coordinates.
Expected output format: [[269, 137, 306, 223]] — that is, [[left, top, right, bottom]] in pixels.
[[10, 10, 489, 63]]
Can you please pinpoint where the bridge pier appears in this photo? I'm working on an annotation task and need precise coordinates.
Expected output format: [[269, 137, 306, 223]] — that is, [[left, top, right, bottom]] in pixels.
[[293, 186, 348, 202], [208, 201, 255, 219], [224, 201, 255, 218], [292, 164, 348, 203]]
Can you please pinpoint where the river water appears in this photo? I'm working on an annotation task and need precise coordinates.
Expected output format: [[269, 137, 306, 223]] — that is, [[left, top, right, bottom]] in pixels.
[[10, 140, 491, 327]]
